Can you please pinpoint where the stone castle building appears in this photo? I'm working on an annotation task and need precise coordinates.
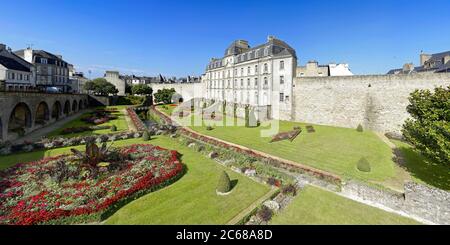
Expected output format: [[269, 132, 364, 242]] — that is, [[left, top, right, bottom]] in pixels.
[[203, 36, 297, 120], [152, 37, 450, 135], [104, 71, 126, 96]]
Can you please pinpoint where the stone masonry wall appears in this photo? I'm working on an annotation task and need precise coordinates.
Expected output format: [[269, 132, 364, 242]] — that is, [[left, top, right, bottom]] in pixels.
[[341, 181, 450, 224], [293, 73, 450, 134]]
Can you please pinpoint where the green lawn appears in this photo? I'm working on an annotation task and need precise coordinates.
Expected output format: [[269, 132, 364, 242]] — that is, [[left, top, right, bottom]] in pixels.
[[270, 185, 420, 225], [156, 104, 177, 116], [183, 115, 396, 184], [391, 140, 450, 190], [0, 136, 271, 225], [47, 106, 129, 138]]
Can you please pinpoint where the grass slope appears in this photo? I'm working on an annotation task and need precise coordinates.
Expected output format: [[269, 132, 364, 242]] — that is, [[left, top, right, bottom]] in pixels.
[[47, 106, 129, 138], [271, 186, 420, 225], [187, 116, 395, 183], [0, 136, 270, 225]]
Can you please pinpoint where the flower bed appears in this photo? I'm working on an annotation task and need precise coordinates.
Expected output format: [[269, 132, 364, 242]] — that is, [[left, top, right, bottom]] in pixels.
[[0, 144, 184, 225], [81, 110, 118, 125], [0, 132, 143, 156], [126, 107, 146, 131], [270, 128, 302, 143], [61, 125, 111, 135]]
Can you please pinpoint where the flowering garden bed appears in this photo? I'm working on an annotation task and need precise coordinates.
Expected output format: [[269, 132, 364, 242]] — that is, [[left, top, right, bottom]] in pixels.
[[126, 107, 146, 131], [270, 128, 302, 143], [0, 143, 184, 225], [81, 110, 118, 125], [61, 125, 111, 135]]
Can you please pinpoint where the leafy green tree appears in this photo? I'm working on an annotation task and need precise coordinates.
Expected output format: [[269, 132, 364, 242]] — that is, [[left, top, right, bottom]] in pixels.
[[131, 84, 153, 95], [84, 78, 118, 95], [154, 88, 176, 104], [402, 86, 450, 166], [83, 81, 96, 92]]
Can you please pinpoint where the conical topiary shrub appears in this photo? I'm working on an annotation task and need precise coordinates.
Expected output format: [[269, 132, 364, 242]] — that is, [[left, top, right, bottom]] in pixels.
[[111, 125, 117, 132], [216, 171, 231, 195], [357, 157, 371, 172], [142, 131, 151, 141], [356, 124, 364, 132]]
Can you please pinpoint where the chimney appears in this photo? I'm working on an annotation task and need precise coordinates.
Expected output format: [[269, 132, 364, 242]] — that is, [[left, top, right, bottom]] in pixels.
[[403, 63, 414, 72], [0, 44, 5, 51], [267, 35, 275, 42], [443, 55, 450, 64], [420, 52, 432, 66]]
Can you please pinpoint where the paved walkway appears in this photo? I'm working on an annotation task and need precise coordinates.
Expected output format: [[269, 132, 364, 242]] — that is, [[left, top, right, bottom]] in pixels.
[[122, 108, 137, 132], [13, 109, 92, 144]]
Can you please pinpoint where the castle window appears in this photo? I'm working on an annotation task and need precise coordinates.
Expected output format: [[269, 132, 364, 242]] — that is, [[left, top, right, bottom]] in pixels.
[[240, 79, 243, 87], [255, 65, 258, 74], [280, 75, 284, 84], [254, 78, 258, 86], [241, 68, 244, 76], [247, 78, 250, 86], [280, 93, 284, 102], [264, 63, 268, 73], [247, 66, 251, 74], [280, 61, 284, 70], [264, 77, 268, 86]]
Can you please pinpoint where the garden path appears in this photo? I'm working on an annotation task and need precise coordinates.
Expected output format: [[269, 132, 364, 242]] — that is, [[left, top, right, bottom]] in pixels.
[[123, 108, 137, 132], [12, 109, 93, 144]]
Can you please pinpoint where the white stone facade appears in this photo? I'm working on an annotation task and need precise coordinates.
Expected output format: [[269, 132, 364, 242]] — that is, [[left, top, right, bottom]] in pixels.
[[202, 36, 297, 120]]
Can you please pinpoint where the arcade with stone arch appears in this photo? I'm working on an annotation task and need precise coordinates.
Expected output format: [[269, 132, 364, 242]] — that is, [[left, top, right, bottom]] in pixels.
[[0, 92, 89, 142]]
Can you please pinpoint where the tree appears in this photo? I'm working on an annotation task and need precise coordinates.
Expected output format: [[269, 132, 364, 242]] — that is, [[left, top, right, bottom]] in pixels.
[[216, 171, 231, 194], [402, 86, 450, 166], [84, 78, 118, 96], [83, 81, 96, 93], [125, 83, 132, 95], [154, 88, 176, 104], [132, 84, 153, 95]]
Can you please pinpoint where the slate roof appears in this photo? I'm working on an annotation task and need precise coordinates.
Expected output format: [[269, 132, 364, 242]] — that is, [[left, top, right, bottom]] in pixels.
[[387, 50, 450, 74], [14, 49, 67, 63], [0, 54, 31, 72], [207, 37, 296, 70]]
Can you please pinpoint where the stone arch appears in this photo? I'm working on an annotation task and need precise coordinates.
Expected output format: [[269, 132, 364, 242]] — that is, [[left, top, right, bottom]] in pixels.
[[52, 101, 62, 120], [35, 101, 50, 125], [8, 102, 32, 137], [79, 99, 83, 110], [72, 100, 78, 112], [63, 100, 70, 115]]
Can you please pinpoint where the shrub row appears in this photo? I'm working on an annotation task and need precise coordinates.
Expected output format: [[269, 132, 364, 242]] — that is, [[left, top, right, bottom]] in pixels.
[[0, 131, 143, 156]]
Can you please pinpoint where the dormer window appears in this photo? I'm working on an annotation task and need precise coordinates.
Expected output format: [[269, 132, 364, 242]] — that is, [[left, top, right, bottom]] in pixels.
[[41, 58, 48, 64]]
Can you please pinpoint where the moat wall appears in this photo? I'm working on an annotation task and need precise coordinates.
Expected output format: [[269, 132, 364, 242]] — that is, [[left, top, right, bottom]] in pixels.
[[293, 73, 450, 135], [341, 181, 450, 224]]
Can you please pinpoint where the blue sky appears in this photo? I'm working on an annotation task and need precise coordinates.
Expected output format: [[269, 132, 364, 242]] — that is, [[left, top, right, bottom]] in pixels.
[[1, 0, 449, 78]]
